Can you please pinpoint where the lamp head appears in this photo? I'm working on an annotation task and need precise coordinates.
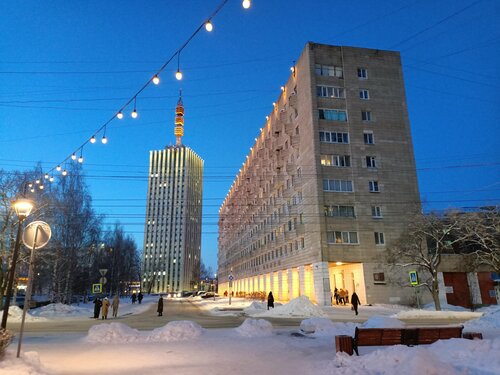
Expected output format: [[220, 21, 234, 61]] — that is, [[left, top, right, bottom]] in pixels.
[[13, 198, 34, 220]]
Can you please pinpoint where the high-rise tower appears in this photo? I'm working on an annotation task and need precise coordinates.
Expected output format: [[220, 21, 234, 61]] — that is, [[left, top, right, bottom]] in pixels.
[[142, 92, 203, 293]]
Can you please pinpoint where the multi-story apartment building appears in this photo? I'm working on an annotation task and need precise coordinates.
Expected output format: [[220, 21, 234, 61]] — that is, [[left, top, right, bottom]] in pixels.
[[218, 43, 421, 306], [142, 94, 203, 293]]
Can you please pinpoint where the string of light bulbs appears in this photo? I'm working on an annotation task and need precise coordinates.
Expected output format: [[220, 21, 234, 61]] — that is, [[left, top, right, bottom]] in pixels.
[[25, 0, 253, 193]]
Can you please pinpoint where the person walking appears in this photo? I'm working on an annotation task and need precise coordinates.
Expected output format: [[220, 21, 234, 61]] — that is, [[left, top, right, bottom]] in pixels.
[[112, 294, 120, 318], [93, 297, 102, 319], [138, 292, 143, 304], [157, 295, 164, 316], [351, 291, 361, 316], [334, 288, 339, 305], [267, 291, 274, 310], [101, 297, 110, 319], [345, 290, 349, 304], [131, 293, 137, 304]]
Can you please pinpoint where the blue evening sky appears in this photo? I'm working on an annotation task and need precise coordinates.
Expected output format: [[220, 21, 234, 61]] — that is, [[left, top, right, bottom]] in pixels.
[[1, 0, 499, 271]]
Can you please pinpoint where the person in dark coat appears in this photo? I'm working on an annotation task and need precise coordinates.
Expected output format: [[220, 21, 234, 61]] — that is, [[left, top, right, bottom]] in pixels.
[[93, 297, 102, 319], [157, 295, 164, 316], [267, 291, 274, 310], [138, 292, 143, 304], [334, 288, 339, 305], [131, 293, 137, 304], [351, 291, 361, 316]]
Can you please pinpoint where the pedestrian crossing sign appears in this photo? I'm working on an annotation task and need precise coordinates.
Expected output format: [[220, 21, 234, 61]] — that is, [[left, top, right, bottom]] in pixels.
[[92, 283, 102, 294], [409, 271, 419, 286]]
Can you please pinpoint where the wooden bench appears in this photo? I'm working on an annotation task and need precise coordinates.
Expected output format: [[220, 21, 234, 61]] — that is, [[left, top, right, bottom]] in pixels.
[[346, 326, 464, 355]]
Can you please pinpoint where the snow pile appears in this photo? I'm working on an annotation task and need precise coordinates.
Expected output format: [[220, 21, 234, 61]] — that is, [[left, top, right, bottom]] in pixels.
[[244, 301, 266, 311], [0, 351, 51, 375], [362, 316, 406, 328], [464, 306, 500, 334], [7, 306, 46, 322], [234, 318, 273, 338], [86, 323, 143, 343], [251, 296, 326, 318], [300, 317, 358, 336], [333, 337, 500, 374], [423, 302, 469, 311], [30, 303, 89, 318], [147, 321, 203, 342]]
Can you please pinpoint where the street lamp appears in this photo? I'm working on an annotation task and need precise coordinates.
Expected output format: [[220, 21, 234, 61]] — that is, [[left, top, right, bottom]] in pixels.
[[1, 198, 34, 329]]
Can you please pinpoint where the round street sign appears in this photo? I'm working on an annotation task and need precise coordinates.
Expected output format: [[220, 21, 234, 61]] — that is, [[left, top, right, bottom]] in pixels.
[[99, 277, 107, 285], [229, 275, 234, 281], [22, 221, 51, 250]]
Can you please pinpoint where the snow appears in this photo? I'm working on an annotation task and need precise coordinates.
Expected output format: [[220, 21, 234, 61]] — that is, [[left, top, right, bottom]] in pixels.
[[300, 317, 358, 336], [30, 303, 89, 318], [251, 296, 327, 318], [234, 318, 273, 337], [6, 306, 46, 322], [362, 316, 406, 328], [393, 309, 482, 320], [148, 320, 203, 342], [464, 306, 500, 338], [86, 323, 142, 343]]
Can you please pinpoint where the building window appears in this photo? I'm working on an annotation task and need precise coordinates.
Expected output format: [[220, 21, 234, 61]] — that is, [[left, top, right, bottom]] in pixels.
[[319, 131, 349, 144], [324, 205, 355, 218], [315, 64, 343, 78], [374, 232, 385, 245], [361, 111, 372, 121], [369, 180, 379, 192], [364, 132, 374, 145], [319, 109, 347, 121], [358, 68, 368, 79], [371, 206, 383, 218], [323, 179, 353, 192], [366, 156, 377, 168], [359, 90, 370, 100], [373, 272, 385, 284], [327, 231, 359, 244], [317, 85, 346, 99], [321, 154, 351, 167]]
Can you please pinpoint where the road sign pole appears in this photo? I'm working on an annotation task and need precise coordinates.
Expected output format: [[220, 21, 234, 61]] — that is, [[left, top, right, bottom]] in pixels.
[[17, 224, 39, 358]]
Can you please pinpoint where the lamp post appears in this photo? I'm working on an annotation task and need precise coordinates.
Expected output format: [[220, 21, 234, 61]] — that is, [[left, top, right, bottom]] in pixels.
[[1, 198, 34, 329]]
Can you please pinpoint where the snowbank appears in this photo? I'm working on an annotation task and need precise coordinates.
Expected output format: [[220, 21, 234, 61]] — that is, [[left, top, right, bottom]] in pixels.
[[30, 303, 90, 318], [86, 323, 143, 343], [243, 301, 266, 312], [464, 306, 500, 336], [147, 321, 203, 342], [251, 296, 326, 318], [7, 306, 46, 322], [235, 318, 273, 338], [300, 317, 358, 336], [0, 351, 50, 375], [362, 316, 406, 328]]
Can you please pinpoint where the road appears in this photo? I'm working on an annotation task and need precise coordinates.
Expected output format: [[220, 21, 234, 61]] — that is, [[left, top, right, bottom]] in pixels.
[[5, 299, 475, 336]]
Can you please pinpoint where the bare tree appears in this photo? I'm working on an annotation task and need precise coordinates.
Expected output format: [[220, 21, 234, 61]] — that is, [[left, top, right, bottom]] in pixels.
[[459, 207, 500, 273], [387, 211, 471, 311]]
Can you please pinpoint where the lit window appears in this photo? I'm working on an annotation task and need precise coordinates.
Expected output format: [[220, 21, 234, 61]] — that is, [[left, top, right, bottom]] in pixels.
[[321, 154, 351, 167], [327, 231, 359, 244]]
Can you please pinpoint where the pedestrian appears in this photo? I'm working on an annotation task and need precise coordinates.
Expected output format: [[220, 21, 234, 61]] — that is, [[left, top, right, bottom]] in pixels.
[[334, 288, 339, 305], [131, 293, 137, 304], [351, 291, 361, 315], [138, 291, 143, 304], [267, 291, 274, 310], [338, 289, 344, 305], [345, 290, 349, 304], [102, 297, 110, 319], [112, 294, 120, 318], [157, 295, 164, 316], [93, 297, 102, 319]]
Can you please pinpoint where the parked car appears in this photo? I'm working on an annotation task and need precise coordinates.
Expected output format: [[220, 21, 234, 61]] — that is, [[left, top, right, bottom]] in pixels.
[[201, 292, 219, 299]]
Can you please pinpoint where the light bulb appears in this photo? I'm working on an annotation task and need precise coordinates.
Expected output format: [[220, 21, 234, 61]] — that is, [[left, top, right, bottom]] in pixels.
[[175, 70, 183, 80], [71, 153, 77, 160], [290, 66, 295, 73], [281, 86, 285, 92], [30, 188, 35, 193], [78, 156, 83, 163], [56, 165, 61, 171], [62, 170, 68, 176], [117, 111, 124, 120], [242, 0, 251, 9], [102, 135, 108, 144], [35, 179, 40, 184], [90, 136, 96, 143], [49, 176, 54, 182], [152, 75, 160, 85], [39, 184, 44, 190], [131, 109, 138, 119], [28, 183, 33, 188], [44, 174, 49, 179], [205, 21, 213, 32]]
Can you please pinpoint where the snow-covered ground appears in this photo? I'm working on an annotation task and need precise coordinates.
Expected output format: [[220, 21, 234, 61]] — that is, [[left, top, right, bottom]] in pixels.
[[1, 306, 499, 375]]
